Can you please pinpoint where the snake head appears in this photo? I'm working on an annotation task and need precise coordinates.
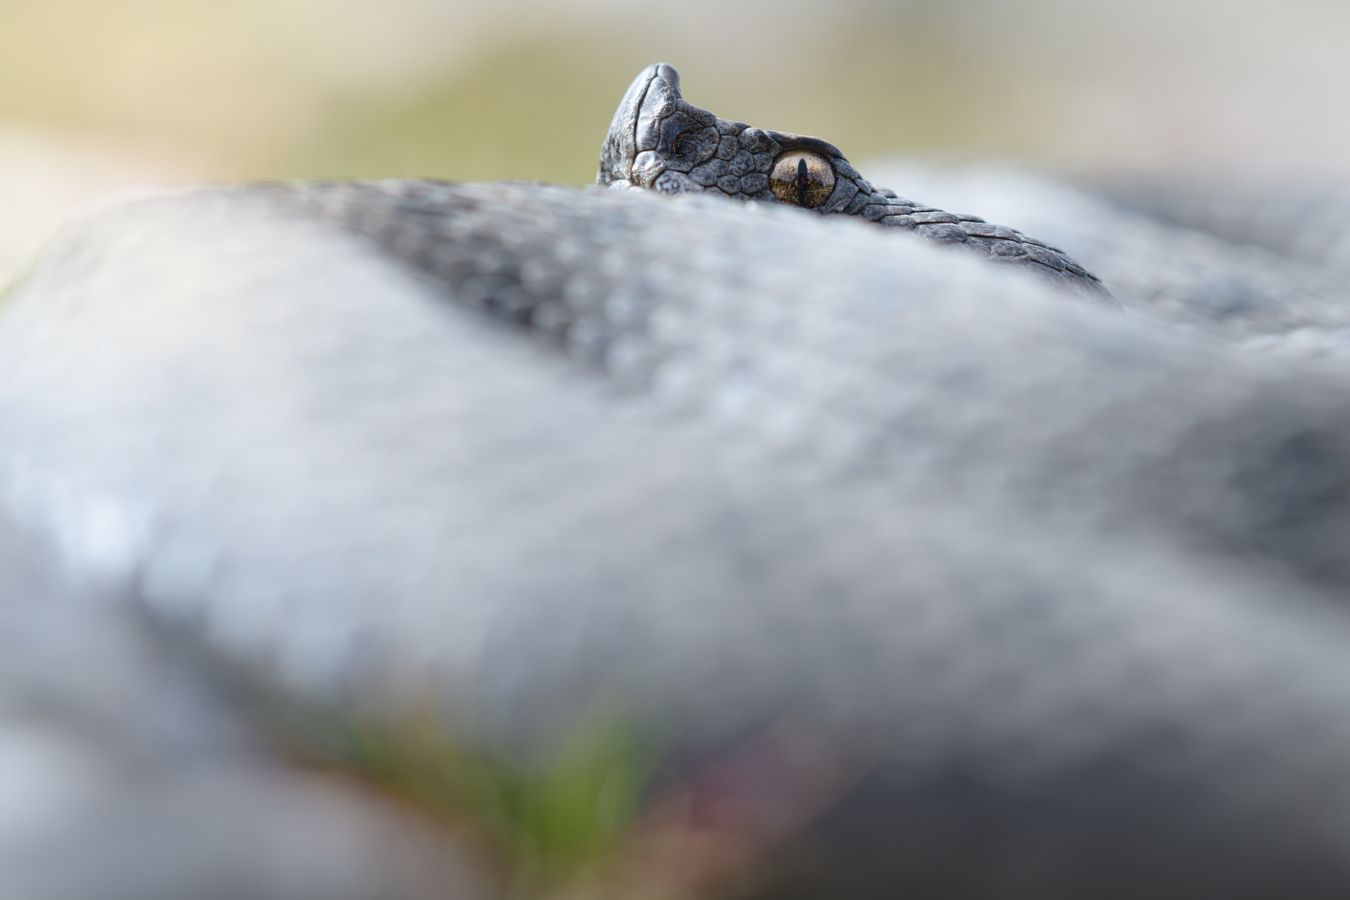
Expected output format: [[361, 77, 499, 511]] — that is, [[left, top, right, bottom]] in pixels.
[[599, 64, 1114, 303], [598, 63, 868, 215]]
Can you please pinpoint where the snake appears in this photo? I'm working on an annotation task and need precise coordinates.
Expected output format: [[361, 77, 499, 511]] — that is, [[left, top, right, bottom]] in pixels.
[[3, 64, 1350, 900], [600, 63, 1114, 303]]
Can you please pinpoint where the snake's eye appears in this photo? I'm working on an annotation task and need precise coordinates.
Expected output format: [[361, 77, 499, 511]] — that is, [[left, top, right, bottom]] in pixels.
[[769, 151, 836, 209]]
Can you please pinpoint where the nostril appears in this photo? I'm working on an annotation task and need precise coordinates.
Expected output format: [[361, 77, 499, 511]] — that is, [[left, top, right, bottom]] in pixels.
[[632, 151, 665, 187]]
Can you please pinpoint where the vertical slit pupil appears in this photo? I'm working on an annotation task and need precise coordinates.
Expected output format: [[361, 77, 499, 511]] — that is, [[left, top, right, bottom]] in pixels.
[[795, 157, 810, 207]]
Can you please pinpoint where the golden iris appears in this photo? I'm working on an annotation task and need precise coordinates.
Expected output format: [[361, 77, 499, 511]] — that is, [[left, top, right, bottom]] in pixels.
[[769, 152, 835, 209]]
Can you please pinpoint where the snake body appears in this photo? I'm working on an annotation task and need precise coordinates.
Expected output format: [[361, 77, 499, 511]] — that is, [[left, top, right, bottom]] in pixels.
[[4, 67, 1350, 900]]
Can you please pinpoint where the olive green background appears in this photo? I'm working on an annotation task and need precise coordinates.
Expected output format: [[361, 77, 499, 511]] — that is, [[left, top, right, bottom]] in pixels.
[[2, 0, 1347, 186]]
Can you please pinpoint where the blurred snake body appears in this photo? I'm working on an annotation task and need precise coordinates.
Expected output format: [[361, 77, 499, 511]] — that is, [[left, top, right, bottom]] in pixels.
[[5, 64, 1350, 900]]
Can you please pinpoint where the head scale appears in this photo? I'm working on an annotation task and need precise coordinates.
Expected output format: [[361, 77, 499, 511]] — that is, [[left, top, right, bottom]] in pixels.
[[598, 63, 858, 214]]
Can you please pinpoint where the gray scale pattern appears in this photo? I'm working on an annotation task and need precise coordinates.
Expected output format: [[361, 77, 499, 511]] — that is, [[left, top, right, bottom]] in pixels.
[[7, 64, 1350, 900], [5, 179, 1350, 898], [599, 64, 1112, 302]]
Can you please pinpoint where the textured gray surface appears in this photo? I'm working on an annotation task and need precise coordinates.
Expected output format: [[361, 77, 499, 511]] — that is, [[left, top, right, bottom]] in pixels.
[[868, 163, 1350, 350], [5, 174, 1350, 898], [0, 508, 485, 900], [599, 64, 1113, 302], [1095, 178, 1350, 275]]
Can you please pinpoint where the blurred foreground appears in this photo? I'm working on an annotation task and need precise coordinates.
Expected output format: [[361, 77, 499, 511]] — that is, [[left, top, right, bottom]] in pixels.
[[5, 3, 1350, 898], [3, 169, 1350, 897]]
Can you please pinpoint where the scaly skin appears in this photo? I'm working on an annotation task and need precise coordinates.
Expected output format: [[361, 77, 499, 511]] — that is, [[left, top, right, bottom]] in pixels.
[[1095, 177, 1350, 276], [599, 63, 1113, 302], [6, 181, 1350, 900], [865, 162, 1350, 349], [6, 72, 1350, 900]]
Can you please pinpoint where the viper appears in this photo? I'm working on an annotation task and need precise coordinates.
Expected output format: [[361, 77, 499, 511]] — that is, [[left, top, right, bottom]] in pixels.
[[2, 64, 1350, 900], [600, 63, 1113, 303]]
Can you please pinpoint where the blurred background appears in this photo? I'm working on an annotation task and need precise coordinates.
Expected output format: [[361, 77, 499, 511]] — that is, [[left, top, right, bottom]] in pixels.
[[3, 0, 1349, 285]]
